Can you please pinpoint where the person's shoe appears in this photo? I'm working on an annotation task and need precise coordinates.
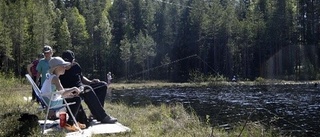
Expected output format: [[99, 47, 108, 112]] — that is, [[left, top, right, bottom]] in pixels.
[[64, 123, 79, 132], [89, 114, 96, 119], [100, 116, 118, 124], [77, 122, 86, 129]]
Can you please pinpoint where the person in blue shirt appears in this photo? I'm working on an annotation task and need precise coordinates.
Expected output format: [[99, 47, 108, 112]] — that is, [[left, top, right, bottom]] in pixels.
[[36, 45, 53, 88]]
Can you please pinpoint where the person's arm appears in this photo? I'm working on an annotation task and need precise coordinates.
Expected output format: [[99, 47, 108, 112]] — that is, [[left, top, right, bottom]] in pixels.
[[35, 72, 41, 85], [82, 76, 99, 85], [74, 63, 101, 85], [35, 62, 41, 85], [51, 76, 80, 97], [27, 63, 33, 76]]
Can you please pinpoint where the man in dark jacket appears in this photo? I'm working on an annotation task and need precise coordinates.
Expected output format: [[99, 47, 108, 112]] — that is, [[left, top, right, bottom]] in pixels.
[[59, 50, 117, 124]]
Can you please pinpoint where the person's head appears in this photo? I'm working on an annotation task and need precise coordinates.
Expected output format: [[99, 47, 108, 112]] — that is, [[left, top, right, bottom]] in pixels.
[[37, 53, 44, 59], [62, 50, 75, 63], [43, 45, 53, 59], [49, 57, 71, 75]]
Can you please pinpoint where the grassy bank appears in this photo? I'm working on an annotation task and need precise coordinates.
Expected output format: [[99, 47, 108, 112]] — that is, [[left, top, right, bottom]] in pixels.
[[110, 80, 319, 90], [0, 76, 285, 137]]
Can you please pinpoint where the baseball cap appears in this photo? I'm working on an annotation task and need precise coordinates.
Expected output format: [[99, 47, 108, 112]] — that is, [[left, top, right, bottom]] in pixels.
[[49, 57, 71, 73], [43, 45, 53, 53], [62, 50, 75, 62]]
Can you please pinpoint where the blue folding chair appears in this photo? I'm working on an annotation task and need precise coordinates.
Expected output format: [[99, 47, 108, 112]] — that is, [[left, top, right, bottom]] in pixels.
[[25, 74, 81, 134]]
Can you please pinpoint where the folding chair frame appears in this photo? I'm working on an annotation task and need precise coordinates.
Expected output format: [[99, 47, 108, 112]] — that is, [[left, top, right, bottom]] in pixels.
[[25, 74, 82, 134]]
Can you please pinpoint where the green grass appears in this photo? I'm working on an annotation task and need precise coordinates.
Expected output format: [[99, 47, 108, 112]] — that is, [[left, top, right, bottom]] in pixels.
[[0, 75, 285, 137]]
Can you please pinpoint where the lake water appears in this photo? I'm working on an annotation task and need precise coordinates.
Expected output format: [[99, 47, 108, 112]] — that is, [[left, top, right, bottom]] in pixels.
[[110, 84, 320, 137]]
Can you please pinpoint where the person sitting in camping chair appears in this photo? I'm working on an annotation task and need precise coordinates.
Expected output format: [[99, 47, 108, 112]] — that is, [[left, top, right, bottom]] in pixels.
[[41, 57, 86, 132], [60, 50, 117, 123]]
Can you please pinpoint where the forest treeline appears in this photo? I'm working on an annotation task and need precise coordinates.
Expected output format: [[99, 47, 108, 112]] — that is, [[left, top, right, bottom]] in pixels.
[[0, 0, 319, 82]]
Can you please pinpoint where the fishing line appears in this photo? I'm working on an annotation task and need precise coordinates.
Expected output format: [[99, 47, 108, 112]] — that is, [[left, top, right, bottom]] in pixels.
[[195, 55, 219, 74], [121, 54, 216, 80], [238, 109, 255, 137], [121, 54, 198, 80]]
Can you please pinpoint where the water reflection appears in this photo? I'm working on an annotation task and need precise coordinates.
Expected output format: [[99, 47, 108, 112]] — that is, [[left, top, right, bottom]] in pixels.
[[111, 84, 320, 137]]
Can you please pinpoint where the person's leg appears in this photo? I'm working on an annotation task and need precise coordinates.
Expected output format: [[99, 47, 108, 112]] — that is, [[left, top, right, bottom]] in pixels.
[[76, 105, 90, 128], [31, 76, 37, 101], [80, 87, 117, 123], [89, 82, 107, 107], [64, 97, 81, 125], [80, 88, 106, 121]]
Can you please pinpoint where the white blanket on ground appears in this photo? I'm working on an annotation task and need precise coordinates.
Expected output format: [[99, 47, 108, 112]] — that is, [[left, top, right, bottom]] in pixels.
[[39, 120, 131, 137]]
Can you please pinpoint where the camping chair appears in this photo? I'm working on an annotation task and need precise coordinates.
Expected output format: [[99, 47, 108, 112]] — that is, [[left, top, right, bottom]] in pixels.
[[25, 74, 82, 134]]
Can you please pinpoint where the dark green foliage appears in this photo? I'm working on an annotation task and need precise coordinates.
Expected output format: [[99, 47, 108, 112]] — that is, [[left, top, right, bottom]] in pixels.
[[0, 112, 40, 137], [0, 0, 319, 81]]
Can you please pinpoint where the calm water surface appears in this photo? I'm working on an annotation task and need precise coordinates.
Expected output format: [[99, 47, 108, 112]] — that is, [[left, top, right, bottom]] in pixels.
[[110, 84, 320, 137]]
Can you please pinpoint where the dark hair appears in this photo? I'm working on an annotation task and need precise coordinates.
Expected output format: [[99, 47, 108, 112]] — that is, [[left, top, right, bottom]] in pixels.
[[37, 53, 44, 58], [62, 50, 75, 62]]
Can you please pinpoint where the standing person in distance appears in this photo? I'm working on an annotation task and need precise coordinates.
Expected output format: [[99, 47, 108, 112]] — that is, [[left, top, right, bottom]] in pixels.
[[27, 53, 43, 102], [36, 45, 53, 88], [107, 72, 112, 85], [105, 72, 113, 102]]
